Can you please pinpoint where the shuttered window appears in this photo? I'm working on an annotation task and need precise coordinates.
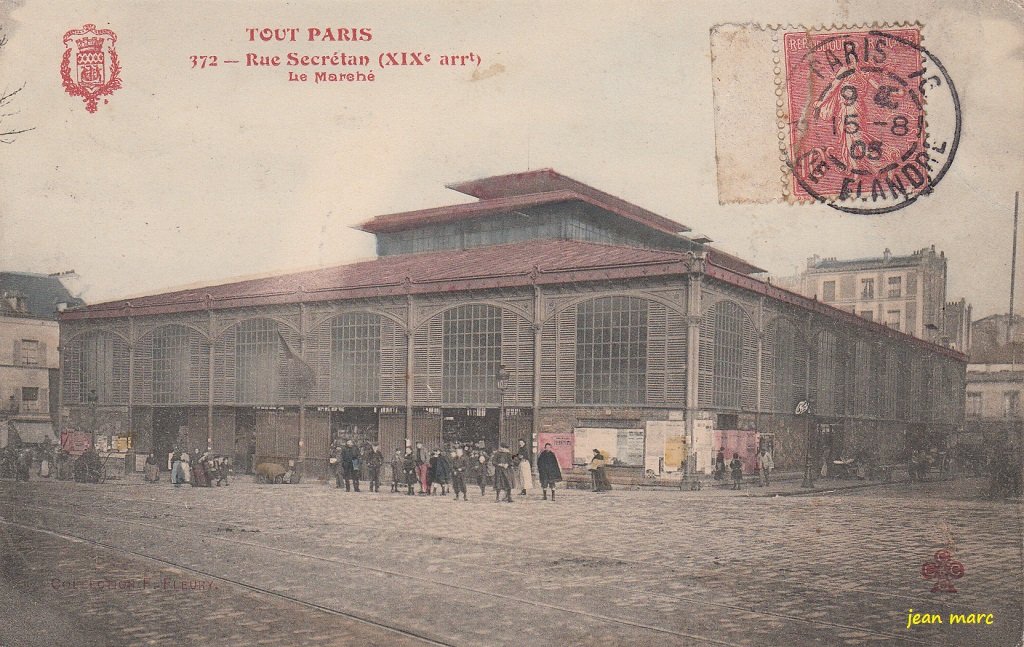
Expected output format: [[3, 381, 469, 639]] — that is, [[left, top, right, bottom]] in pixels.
[[78, 332, 129, 404], [575, 296, 647, 404]]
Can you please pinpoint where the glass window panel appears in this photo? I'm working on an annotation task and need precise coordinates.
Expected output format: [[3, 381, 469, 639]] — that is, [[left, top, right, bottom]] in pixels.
[[575, 297, 647, 404]]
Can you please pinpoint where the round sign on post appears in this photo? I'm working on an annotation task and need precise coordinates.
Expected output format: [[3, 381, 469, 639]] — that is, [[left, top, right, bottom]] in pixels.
[[795, 401, 810, 416]]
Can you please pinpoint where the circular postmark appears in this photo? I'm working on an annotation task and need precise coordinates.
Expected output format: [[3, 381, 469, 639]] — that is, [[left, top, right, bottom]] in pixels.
[[784, 29, 960, 214]]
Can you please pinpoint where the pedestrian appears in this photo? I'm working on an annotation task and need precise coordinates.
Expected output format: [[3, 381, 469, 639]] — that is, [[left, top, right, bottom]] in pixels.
[[193, 452, 212, 487], [365, 444, 384, 492], [15, 448, 31, 482], [402, 447, 418, 496], [715, 447, 726, 481], [491, 443, 514, 502], [414, 442, 430, 494], [758, 447, 774, 487], [170, 450, 184, 487], [213, 455, 230, 486], [341, 440, 362, 492], [434, 449, 452, 495], [588, 449, 612, 492], [390, 449, 403, 492], [516, 438, 533, 496], [537, 442, 562, 501], [144, 451, 160, 483], [474, 450, 490, 496], [451, 447, 469, 501], [180, 451, 192, 485], [730, 453, 743, 490], [330, 441, 342, 488]]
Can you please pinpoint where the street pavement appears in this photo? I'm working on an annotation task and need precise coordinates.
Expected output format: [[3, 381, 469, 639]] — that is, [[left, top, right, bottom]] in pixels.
[[0, 474, 1020, 647]]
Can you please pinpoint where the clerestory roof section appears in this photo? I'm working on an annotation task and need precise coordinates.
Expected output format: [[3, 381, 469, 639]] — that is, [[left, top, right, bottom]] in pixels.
[[357, 169, 691, 236]]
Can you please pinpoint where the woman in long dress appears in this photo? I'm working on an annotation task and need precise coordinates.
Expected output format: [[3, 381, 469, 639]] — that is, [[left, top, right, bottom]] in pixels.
[[516, 439, 533, 495], [588, 449, 612, 492], [143, 452, 160, 482]]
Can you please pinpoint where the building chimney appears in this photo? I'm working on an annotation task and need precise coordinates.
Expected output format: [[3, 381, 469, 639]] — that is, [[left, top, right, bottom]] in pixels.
[[883, 248, 891, 262]]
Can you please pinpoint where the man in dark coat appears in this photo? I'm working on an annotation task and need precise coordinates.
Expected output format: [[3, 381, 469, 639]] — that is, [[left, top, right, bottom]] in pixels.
[[536, 442, 562, 501], [340, 440, 361, 492], [491, 443, 514, 503], [450, 447, 469, 501], [390, 449, 403, 492], [364, 444, 384, 492], [401, 447, 418, 495]]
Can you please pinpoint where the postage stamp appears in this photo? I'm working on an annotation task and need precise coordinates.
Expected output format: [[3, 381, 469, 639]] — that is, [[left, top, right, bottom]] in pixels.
[[710, 23, 960, 213]]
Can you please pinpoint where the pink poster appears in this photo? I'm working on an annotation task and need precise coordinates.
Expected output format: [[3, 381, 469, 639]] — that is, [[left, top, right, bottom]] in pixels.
[[711, 430, 760, 475], [537, 432, 574, 471]]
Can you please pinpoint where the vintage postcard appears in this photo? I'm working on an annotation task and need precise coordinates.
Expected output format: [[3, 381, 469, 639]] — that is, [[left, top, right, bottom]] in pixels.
[[0, 1, 1021, 646]]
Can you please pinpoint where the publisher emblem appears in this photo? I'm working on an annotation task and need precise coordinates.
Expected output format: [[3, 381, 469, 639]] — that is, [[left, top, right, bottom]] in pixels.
[[61, 24, 122, 113]]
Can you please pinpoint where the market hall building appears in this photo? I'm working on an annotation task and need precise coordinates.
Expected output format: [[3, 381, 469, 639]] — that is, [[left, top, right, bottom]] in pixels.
[[57, 170, 967, 480]]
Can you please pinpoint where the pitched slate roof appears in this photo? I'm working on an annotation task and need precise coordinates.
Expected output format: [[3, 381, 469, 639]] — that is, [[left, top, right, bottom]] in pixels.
[[0, 272, 83, 320], [60, 240, 693, 319]]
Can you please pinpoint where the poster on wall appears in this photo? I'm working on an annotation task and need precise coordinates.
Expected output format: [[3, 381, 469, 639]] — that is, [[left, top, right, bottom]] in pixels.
[[645, 421, 687, 473], [536, 432, 574, 471], [573, 428, 644, 466], [693, 419, 715, 474]]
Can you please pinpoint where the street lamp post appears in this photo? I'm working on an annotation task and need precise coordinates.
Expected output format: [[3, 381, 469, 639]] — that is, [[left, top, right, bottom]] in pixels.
[[797, 400, 815, 489], [496, 365, 510, 446]]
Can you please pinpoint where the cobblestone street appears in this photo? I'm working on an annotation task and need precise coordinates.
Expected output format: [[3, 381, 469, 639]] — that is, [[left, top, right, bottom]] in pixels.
[[1, 476, 1020, 646]]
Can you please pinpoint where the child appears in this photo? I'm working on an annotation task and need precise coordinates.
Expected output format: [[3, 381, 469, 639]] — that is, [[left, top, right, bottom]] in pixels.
[[390, 449, 403, 492], [730, 453, 743, 490]]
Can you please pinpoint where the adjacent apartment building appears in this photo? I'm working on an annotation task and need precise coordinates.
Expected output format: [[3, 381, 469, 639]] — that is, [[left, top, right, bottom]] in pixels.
[[781, 247, 971, 350], [0, 272, 83, 447]]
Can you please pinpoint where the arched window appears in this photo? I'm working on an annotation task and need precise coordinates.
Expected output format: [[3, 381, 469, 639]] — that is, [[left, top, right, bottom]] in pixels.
[[576, 296, 647, 404], [235, 319, 281, 403], [330, 313, 381, 403], [442, 304, 502, 404]]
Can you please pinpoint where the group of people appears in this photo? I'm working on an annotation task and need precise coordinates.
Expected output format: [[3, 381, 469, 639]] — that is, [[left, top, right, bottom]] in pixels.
[[1, 443, 101, 482], [331, 438, 566, 502], [162, 450, 230, 488], [713, 447, 775, 490]]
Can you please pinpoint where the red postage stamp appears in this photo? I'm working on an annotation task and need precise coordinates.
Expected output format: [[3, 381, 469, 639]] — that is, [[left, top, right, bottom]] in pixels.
[[784, 29, 927, 205], [61, 23, 122, 113]]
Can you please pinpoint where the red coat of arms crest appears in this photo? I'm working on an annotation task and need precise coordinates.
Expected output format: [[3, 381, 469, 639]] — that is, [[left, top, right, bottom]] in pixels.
[[61, 24, 122, 113]]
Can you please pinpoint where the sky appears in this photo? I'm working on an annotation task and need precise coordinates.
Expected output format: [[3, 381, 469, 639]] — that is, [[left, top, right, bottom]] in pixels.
[[0, 0, 1021, 317]]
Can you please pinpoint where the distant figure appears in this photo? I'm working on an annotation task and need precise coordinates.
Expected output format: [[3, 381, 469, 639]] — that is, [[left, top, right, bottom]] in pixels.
[[715, 448, 726, 481], [144, 452, 160, 482], [170, 451, 184, 487], [730, 453, 743, 490], [180, 451, 192, 485], [430, 449, 451, 496], [451, 448, 469, 501], [365, 444, 384, 493], [390, 449, 403, 493], [588, 449, 612, 492], [758, 448, 774, 487], [414, 442, 430, 494], [474, 450, 491, 496], [340, 440, 361, 492], [536, 443, 562, 501], [402, 447, 418, 496], [491, 443, 514, 503], [213, 455, 230, 486], [516, 438, 533, 496]]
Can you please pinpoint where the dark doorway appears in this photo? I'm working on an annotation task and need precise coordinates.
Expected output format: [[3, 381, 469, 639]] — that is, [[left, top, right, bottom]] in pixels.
[[153, 407, 187, 468], [330, 408, 379, 449], [442, 408, 499, 450], [235, 408, 257, 474]]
